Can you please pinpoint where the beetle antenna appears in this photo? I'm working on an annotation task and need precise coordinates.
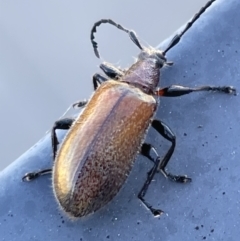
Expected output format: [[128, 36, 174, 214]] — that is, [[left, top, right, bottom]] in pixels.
[[163, 0, 216, 55], [91, 19, 143, 58]]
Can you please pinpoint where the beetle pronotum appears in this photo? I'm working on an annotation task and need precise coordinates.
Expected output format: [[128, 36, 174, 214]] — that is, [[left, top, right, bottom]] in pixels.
[[23, 0, 236, 218]]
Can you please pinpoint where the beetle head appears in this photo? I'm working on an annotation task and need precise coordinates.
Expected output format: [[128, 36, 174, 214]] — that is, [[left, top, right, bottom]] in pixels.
[[138, 48, 173, 68]]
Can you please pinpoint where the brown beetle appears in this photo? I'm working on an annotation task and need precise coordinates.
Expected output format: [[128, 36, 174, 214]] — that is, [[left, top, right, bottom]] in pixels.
[[23, 1, 236, 218]]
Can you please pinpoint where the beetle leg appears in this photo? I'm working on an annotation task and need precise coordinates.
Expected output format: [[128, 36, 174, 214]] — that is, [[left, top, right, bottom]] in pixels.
[[141, 143, 157, 164], [22, 118, 75, 182], [155, 84, 236, 97], [152, 119, 192, 183], [93, 73, 108, 90], [51, 118, 75, 159], [100, 62, 124, 80], [62, 68, 124, 118], [138, 155, 164, 216], [93, 63, 124, 90], [22, 169, 52, 182], [72, 100, 88, 109], [138, 137, 191, 216], [57, 99, 88, 121]]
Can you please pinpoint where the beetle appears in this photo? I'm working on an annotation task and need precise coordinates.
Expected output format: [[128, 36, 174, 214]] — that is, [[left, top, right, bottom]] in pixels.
[[22, 0, 236, 218]]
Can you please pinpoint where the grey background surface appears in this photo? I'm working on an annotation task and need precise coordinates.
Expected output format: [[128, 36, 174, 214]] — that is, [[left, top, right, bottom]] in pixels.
[[0, 0, 209, 170]]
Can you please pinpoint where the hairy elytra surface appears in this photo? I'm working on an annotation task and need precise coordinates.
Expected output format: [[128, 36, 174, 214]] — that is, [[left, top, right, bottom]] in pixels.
[[53, 80, 157, 218]]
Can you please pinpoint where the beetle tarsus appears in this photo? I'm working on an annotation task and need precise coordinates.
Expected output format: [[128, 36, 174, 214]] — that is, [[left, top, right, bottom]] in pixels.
[[194, 85, 236, 95], [160, 170, 192, 183], [139, 196, 164, 217], [22, 168, 52, 182], [152, 208, 164, 217], [22, 172, 39, 181], [211, 86, 236, 95], [72, 100, 88, 109], [99, 62, 124, 80]]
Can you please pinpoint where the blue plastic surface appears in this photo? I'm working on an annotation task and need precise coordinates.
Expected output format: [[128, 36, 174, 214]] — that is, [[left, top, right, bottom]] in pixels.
[[0, 0, 239, 240]]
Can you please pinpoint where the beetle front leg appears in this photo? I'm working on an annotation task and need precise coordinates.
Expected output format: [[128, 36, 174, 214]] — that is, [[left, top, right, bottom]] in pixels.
[[22, 169, 52, 182], [93, 63, 124, 90], [72, 99, 88, 109], [93, 73, 108, 90], [99, 62, 124, 80], [22, 118, 75, 182], [155, 84, 236, 97], [141, 143, 157, 164]]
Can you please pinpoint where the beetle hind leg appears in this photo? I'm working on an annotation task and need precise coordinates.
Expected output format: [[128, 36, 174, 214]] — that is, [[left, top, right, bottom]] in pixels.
[[138, 155, 164, 217], [99, 62, 124, 80]]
